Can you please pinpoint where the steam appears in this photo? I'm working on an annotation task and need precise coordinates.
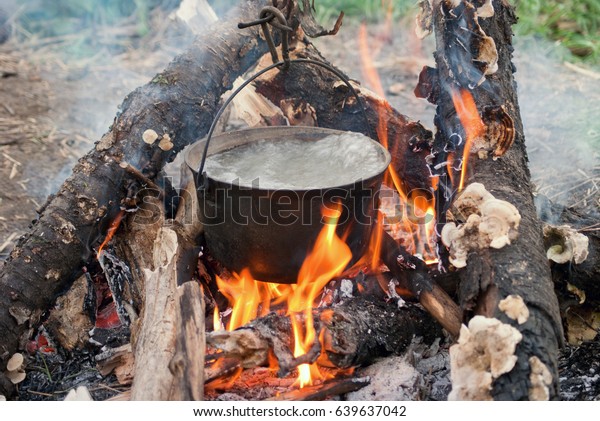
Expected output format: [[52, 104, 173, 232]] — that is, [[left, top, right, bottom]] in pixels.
[[514, 36, 600, 218]]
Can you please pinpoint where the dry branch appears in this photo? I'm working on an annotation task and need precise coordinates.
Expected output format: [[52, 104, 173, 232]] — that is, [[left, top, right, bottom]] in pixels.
[[265, 376, 370, 401]]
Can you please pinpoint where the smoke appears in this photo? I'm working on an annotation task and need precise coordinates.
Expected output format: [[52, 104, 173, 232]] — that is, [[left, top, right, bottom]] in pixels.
[[514, 36, 600, 217], [11, 0, 197, 199]]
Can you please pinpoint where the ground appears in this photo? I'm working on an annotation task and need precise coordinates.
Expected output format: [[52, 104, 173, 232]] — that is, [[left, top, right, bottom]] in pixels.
[[0, 6, 598, 400]]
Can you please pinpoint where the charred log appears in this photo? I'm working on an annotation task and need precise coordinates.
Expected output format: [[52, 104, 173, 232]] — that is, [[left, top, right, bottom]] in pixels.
[[206, 296, 442, 375], [430, 0, 563, 400], [539, 202, 600, 306]]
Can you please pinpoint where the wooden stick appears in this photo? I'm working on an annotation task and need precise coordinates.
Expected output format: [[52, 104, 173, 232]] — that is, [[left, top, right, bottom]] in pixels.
[[380, 231, 462, 338], [265, 376, 370, 401]]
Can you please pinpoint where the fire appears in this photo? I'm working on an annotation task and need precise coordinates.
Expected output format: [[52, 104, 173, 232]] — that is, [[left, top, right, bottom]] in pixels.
[[215, 205, 352, 387], [97, 210, 125, 257], [288, 204, 352, 387], [450, 89, 485, 191], [213, 306, 222, 331], [216, 268, 287, 331], [358, 24, 437, 265]]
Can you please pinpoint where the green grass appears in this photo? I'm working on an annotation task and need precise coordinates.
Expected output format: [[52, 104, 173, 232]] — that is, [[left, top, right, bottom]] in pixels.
[[314, 0, 416, 24], [513, 0, 600, 63]]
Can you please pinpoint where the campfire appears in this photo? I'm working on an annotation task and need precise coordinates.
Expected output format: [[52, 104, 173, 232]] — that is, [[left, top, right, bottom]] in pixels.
[[2, 0, 597, 402]]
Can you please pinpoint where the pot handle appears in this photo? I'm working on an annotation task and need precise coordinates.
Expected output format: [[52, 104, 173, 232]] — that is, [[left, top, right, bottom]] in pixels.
[[196, 58, 373, 191]]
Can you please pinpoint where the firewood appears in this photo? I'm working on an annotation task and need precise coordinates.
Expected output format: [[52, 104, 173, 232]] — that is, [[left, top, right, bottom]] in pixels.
[[265, 376, 370, 401], [169, 281, 206, 400], [540, 202, 600, 306], [380, 231, 462, 338], [427, 0, 563, 400], [0, 0, 275, 385], [129, 183, 205, 400], [206, 296, 443, 375], [130, 224, 179, 400]]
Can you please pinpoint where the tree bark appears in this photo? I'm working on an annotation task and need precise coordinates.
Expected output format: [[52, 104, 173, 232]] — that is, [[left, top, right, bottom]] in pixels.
[[429, 0, 563, 400], [0, 0, 272, 378]]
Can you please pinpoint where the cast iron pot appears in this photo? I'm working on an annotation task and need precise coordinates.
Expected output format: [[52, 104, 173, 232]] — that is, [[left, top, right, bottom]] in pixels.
[[185, 126, 390, 284]]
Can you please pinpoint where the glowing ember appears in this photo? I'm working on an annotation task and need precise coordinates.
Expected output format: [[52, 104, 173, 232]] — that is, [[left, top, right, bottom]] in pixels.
[[451, 89, 485, 191], [97, 210, 126, 258]]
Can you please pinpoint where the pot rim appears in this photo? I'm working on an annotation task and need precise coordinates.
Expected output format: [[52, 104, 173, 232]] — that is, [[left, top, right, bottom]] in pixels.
[[184, 126, 391, 192]]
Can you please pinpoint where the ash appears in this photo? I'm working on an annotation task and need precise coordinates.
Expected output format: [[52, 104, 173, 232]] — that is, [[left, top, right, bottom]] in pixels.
[[559, 337, 600, 400]]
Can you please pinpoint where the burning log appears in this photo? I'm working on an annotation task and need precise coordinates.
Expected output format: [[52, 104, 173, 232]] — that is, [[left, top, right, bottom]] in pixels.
[[266, 376, 371, 401], [206, 296, 442, 377], [0, 0, 276, 386], [424, 0, 563, 400]]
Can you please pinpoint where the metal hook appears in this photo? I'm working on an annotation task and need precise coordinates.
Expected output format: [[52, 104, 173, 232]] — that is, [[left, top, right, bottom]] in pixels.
[[239, 5, 292, 69]]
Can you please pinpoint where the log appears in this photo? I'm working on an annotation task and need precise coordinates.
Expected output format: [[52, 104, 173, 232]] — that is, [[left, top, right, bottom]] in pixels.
[[265, 376, 370, 401], [129, 179, 205, 400], [170, 281, 206, 401], [428, 0, 563, 400], [538, 200, 600, 305], [129, 223, 178, 400], [0, 0, 275, 383], [206, 296, 443, 375]]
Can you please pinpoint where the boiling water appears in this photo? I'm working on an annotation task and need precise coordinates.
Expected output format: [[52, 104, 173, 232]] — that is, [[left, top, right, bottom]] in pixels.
[[204, 131, 388, 189]]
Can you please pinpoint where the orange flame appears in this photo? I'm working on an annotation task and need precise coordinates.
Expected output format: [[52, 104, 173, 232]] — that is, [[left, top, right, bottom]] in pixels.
[[451, 89, 485, 191], [288, 204, 352, 387], [213, 306, 221, 331], [215, 205, 352, 387], [97, 210, 126, 258], [358, 24, 439, 265]]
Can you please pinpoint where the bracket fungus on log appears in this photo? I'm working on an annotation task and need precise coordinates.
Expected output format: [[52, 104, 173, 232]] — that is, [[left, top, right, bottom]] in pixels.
[[543, 224, 589, 265], [449, 315, 522, 400], [441, 182, 521, 268], [498, 294, 529, 325]]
